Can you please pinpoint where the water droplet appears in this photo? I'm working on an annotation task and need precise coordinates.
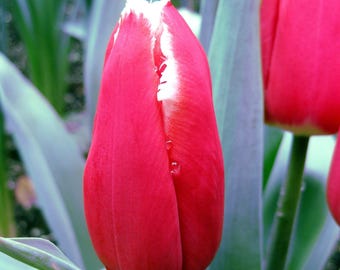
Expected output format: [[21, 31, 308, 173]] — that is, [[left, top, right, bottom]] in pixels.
[[165, 140, 173, 151], [170, 161, 181, 176]]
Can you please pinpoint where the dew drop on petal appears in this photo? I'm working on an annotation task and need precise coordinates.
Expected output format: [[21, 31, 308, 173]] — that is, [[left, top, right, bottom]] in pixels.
[[170, 161, 181, 176], [165, 140, 173, 151]]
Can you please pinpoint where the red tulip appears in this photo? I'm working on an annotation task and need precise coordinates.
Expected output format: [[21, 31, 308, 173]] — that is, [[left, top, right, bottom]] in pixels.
[[83, 1, 224, 269], [261, 0, 340, 135], [327, 133, 340, 225]]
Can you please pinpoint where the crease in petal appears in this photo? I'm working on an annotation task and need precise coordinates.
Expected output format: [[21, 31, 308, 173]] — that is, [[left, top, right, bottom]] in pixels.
[[85, 3, 183, 269], [153, 3, 224, 269], [85, 1, 224, 270], [260, 0, 281, 89]]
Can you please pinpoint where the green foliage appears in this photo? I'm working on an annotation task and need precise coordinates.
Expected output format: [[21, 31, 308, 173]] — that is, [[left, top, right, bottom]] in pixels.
[[10, 0, 71, 114], [263, 135, 338, 270], [0, 111, 15, 237], [263, 126, 283, 189], [0, 237, 80, 270], [199, 0, 218, 51], [0, 252, 35, 270], [0, 53, 101, 270], [209, 0, 263, 269], [0, 0, 339, 269], [84, 0, 125, 132]]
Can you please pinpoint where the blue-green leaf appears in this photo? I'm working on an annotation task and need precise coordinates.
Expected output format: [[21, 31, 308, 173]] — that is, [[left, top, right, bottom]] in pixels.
[[302, 213, 338, 270], [263, 134, 337, 270], [84, 0, 125, 132], [0, 53, 101, 270], [199, 0, 218, 51], [0, 252, 35, 270], [0, 237, 80, 270], [300, 136, 338, 270], [208, 0, 263, 269], [263, 125, 283, 189]]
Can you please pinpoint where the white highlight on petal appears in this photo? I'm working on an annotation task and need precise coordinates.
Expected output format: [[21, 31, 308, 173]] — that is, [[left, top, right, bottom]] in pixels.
[[123, 0, 166, 32], [122, 0, 179, 103], [113, 17, 122, 44], [120, 0, 179, 121], [157, 23, 178, 102]]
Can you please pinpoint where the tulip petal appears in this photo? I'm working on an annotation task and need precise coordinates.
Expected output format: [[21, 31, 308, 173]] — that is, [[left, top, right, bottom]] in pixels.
[[159, 3, 224, 269], [84, 1, 224, 270], [261, 0, 340, 134], [261, 0, 280, 88], [327, 133, 340, 225], [84, 5, 182, 270]]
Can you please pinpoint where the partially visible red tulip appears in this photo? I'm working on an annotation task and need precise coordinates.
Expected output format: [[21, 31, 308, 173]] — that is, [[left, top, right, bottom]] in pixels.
[[327, 133, 340, 225], [261, 0, 340, 135], [83, 1, 224, 270]]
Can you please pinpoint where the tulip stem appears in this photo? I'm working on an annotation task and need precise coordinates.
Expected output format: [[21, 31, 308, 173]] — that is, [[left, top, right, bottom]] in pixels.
[[265, 135, 309, 270]]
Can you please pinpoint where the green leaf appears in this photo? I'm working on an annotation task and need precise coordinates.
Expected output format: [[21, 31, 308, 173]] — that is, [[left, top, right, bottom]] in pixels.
[[11, 0, 70, 114], [62, 21, 86, 41], [0, 252, 35, 270], [199, 0, 218, 51], [0, 53, 101, 270], [291, 136, 338, 270], [263, 125, 283, 189], [0, 237, 80, 270], [0, 111, 15, 237], [263, 134, 338, 270], [302, 213, 338, 270], [208, 0, 263, 269], [84, 0, 125, 132], [286, 175, 329, 270]]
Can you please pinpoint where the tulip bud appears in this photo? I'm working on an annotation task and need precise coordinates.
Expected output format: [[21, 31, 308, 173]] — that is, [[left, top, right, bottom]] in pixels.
[[261, 0, 340, 135], [327, 134, 340, 225], [83, 1, 224, 269]]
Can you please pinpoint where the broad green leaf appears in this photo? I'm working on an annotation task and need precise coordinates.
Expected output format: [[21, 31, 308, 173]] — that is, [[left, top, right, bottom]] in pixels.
[[300, 136, 338, 270], [84, 0, 125, 132], [208, 0, 263, 269], [263, 134, 337, 269], [0, 237, 80, 270], [263, 125, 283, 189], [286, 175, 329, 270], [11, 238, 72, 262], [302, 214, 338, 270], [62, 21, 86, 41], [0, 53, 101, 270], [199, 0, 218, 51], [62, 0, 87, 41], [0, 252, 35, 270]]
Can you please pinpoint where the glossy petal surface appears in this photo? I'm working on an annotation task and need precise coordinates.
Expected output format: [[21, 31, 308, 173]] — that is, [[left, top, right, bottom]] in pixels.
[[84, 1, 224, 269], [261, 0, 340, 134]]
